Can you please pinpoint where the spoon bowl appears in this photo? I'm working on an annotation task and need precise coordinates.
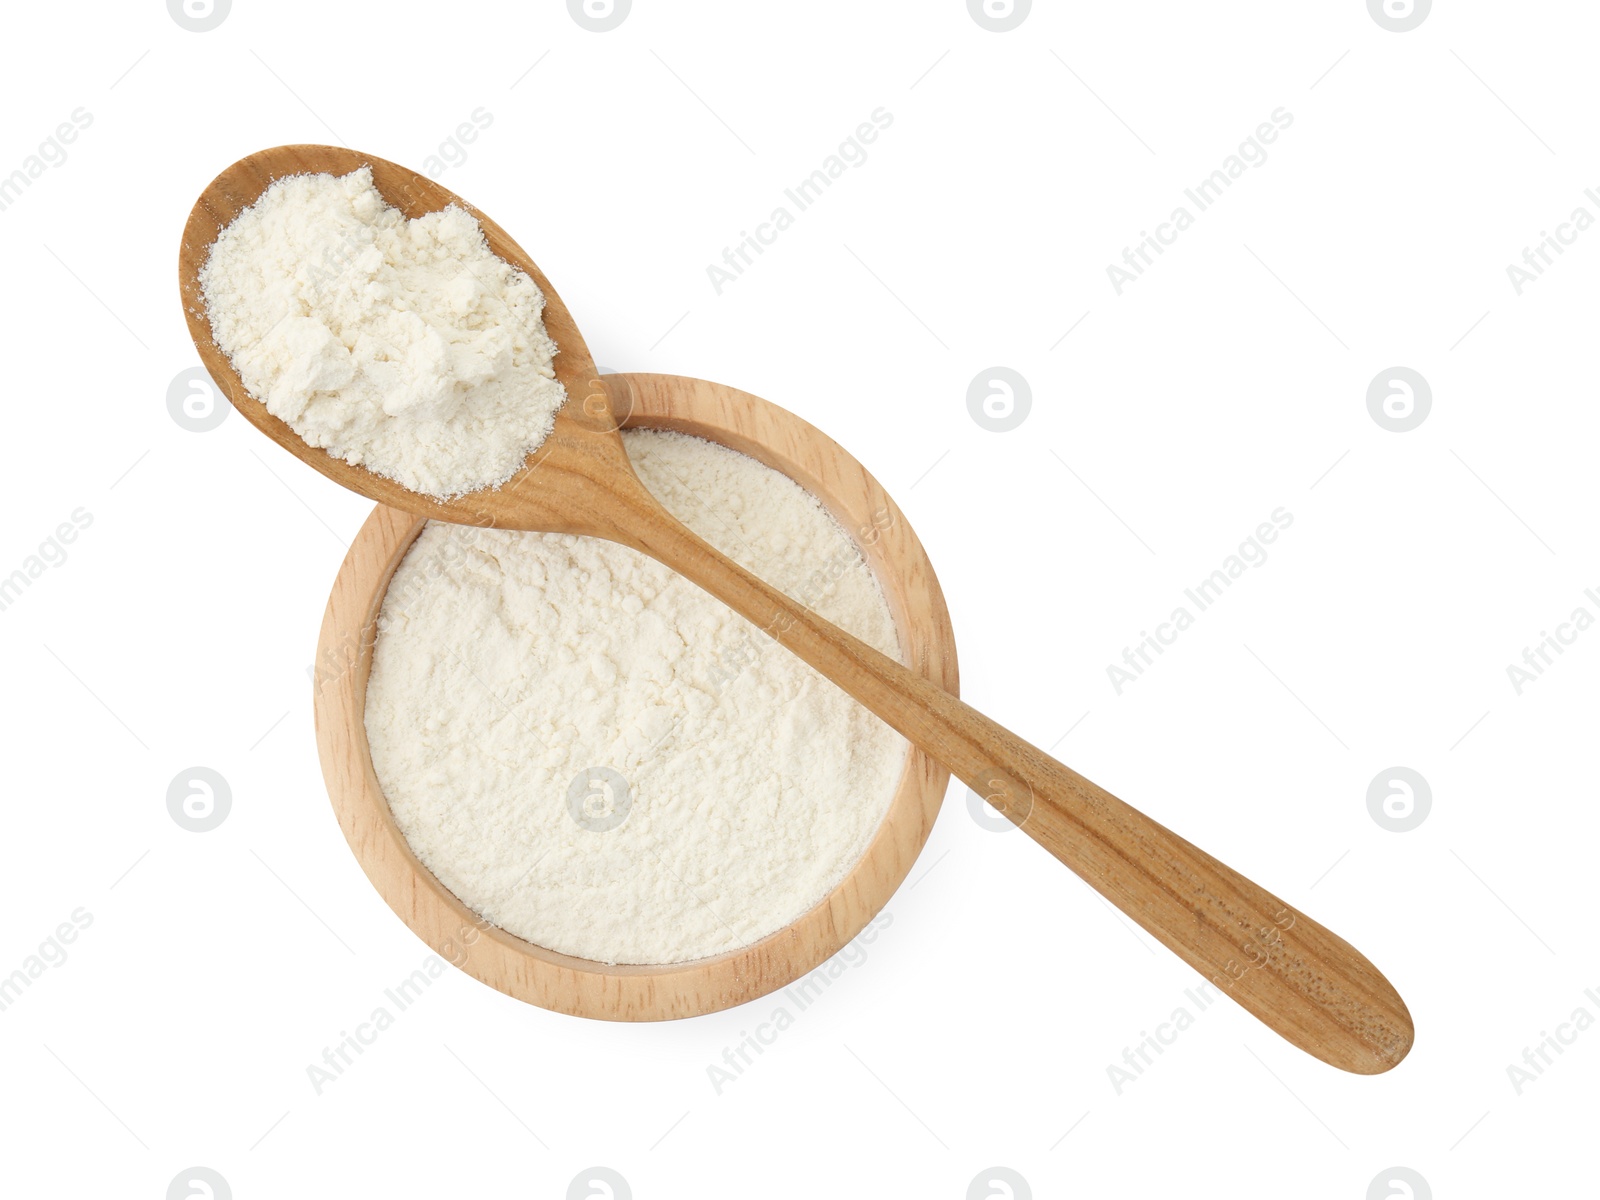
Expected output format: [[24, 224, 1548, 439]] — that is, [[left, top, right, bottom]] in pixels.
[[178, 144, 640, 536], [181, 145, 1415, 1074]]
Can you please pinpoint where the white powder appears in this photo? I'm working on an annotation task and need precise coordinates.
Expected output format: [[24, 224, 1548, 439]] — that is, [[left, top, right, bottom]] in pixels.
[[199, 167, 566, 498], [365, 429, 908, 965]]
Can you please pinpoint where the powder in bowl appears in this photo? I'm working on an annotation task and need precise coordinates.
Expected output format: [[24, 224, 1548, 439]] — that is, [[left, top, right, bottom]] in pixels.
[[199, 167, 566, 499], [363, 429, 908, 965]]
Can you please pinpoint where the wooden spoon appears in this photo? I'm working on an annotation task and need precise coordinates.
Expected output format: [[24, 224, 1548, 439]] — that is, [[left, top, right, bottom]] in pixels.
[[179, 145, 1413, 1074]]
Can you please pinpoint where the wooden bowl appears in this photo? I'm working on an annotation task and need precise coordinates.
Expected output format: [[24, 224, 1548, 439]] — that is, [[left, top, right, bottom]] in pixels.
[[313, 372, 959, 1020]]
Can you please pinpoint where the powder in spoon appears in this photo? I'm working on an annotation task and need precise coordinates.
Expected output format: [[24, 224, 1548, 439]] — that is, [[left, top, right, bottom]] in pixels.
[[364, 429, 908, 965], [198, 167, 566, 498]]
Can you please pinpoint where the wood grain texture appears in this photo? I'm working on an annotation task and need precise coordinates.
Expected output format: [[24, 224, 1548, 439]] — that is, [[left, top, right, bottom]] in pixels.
[[313, 373, 959, 1020]]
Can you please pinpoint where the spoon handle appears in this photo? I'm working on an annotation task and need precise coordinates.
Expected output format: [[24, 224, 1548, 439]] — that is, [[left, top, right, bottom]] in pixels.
[[617, 496, 1413, 1074]]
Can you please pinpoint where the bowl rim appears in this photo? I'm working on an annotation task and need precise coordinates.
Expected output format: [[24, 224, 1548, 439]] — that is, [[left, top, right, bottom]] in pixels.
[[312, 371, 960, 1020]]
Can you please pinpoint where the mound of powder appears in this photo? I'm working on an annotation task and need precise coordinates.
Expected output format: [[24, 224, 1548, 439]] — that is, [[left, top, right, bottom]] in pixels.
[[364, 429, 908, 965], [199, 167, 566, 498]]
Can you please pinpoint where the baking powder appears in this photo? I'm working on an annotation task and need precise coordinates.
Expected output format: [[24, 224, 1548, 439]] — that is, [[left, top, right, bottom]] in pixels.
[[365, 430, 907, 964], [200, 167, 565, 498]]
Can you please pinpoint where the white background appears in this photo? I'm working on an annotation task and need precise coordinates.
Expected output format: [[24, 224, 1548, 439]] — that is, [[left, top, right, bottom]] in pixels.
[[1, 1, 1595, 1197]]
